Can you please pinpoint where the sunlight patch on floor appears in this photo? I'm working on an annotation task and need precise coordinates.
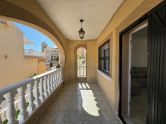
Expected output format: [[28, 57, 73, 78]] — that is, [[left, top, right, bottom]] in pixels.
[[79, 83, 100, 117]]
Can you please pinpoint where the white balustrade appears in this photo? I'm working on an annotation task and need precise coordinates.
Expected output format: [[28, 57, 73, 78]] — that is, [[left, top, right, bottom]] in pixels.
[[0, 68, 63, 124]]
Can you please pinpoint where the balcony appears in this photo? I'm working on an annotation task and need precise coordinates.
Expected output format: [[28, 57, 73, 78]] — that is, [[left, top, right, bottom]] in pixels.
[[0, 68, 122, 124], [0, 0, 164, 124]]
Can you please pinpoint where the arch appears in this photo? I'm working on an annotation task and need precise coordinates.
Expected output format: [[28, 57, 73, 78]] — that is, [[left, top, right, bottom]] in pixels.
[[0, 0, 66, 67]]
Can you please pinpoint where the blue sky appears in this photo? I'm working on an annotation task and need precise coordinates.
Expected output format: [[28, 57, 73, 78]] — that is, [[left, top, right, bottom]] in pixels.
[[14, 22, 56, 52]]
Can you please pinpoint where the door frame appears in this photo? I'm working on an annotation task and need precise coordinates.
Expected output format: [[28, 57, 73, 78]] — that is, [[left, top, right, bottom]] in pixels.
[[118, 1, 166, 123], [127, 22, 148, 117], [74, 45, 87, 81]]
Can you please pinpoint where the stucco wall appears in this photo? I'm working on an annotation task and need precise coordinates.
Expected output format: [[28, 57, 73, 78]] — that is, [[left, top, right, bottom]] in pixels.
[[96, 0, 163, 112], [66, 40, 97, 82]]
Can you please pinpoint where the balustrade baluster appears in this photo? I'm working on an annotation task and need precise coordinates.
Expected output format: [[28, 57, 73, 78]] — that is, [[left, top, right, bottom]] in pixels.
[[58, 71, 60, 86], [17, 86, 27, 124], [0, 94, 4, 124], [34, 80, 39, 108], [60, 70, 62, 84], [55, 73, 57, 87], [47, 75, 51, 95], [49, 74, 52, 93], [43, 76, 48, 99], [52, 72, 55, 90], [4, 92, 17, 124], [55, 72, 57, 88], [27, 83, 34, 116], [50, 74, 54, 92], [39, 78, 44, 103], [55, 72, 58, 87], [51, 73, 54, 90]]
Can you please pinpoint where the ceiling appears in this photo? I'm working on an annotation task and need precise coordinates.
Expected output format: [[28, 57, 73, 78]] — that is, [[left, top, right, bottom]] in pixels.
[[36, 0, 124, 40]]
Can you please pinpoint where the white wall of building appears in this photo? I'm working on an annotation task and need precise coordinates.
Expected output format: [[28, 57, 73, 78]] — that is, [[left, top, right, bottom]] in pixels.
[[131, 27, 147, 67]]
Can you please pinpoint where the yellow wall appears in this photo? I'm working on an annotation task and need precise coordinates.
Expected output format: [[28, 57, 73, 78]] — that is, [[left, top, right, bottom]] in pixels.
[[66, 40, 97, 82], [23, 57, 40, 77], [96, 0, 163, 112]]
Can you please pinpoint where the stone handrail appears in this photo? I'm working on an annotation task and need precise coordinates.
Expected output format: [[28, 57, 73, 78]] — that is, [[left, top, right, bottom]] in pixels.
[[0, 68, 63, 124]]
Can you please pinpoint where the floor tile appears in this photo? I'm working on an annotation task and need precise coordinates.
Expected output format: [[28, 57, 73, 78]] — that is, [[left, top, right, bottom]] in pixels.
[[37, 82, 122, 124]]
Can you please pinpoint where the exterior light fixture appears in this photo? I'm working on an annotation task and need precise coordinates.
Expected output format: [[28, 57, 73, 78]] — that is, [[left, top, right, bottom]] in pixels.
[[78, 19, 85, 39]]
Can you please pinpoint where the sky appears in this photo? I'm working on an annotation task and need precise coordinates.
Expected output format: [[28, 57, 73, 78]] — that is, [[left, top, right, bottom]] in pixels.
[[14, 22, 56, 52]]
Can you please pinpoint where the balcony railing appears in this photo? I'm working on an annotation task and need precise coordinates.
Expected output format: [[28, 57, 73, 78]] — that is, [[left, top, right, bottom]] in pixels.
[[0, 68, 63, 124]]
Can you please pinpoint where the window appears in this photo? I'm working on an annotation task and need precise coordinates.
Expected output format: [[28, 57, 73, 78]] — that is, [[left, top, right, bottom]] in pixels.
[[51, 56, 53, 61], [98, 40, 110, 75]]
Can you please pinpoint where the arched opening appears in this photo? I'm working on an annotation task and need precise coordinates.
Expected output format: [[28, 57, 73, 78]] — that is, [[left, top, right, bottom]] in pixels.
[[0, 16, 65, 68], [0, 17, 65, 87], [76, 47, 87, 81], [0, 17, 65, 123]]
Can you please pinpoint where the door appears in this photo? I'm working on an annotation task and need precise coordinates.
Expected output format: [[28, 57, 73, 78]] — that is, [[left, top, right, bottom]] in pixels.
[[119, 1, 166, 124], [76, 47, 87, 81], [128, 22, 148, 117], [147, 2, 166, 123]]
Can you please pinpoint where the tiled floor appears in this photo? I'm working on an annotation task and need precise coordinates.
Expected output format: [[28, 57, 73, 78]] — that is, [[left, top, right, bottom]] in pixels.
[[122, 88, 147, 124], [130, 88, 147, 124], [37, 82, 122, 124]]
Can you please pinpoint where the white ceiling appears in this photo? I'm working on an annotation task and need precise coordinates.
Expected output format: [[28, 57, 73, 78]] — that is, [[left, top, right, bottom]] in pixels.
[[36, 0, 123, 40]]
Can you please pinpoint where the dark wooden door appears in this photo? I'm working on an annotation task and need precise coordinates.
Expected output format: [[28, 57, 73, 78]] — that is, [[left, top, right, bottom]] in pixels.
[[147, 2, 166, 124]]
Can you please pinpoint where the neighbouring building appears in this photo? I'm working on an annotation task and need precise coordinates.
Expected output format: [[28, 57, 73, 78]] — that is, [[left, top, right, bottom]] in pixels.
[[41, 42, 59, 70]]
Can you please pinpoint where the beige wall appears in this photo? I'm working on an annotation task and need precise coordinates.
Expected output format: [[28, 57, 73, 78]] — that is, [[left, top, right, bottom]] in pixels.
[[66, 40, 97, 82], [23, 57, 39, 77], [96, 0, 163, 112]]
